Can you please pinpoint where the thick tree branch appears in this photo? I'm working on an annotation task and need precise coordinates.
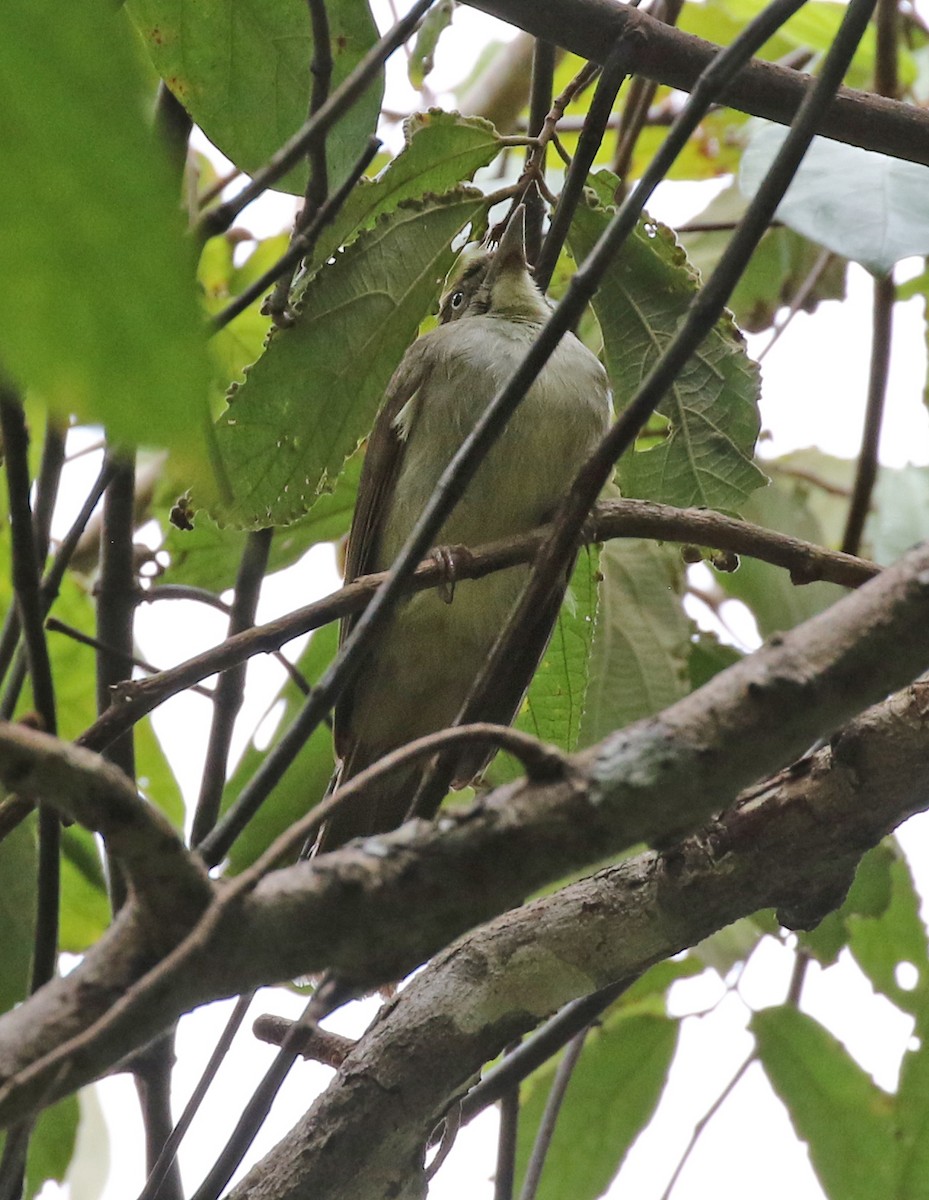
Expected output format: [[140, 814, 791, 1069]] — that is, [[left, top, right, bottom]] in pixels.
[[463, 0, 929, 165], [228, 677, 929, 1200], [0, 542, 927, 1125]]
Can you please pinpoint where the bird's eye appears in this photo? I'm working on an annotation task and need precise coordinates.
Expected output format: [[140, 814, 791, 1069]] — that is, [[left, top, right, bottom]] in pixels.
[[450, 291, 465, 310]]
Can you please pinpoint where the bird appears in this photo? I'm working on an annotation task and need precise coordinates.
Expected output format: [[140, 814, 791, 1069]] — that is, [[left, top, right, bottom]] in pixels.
[[315, 205, 612, 852]]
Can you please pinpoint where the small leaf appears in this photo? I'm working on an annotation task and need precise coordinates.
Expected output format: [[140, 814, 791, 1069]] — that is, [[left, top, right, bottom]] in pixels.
[[515, 1012, 679, 1200], [579, 539, 691, 743], [126, 0, 382, 195], [753, 1006, 895, 1200], [213, 191, 487, 528], [739, 122, 929, 276], [568, 173, 766, 511], [408, 0, 456, 90]]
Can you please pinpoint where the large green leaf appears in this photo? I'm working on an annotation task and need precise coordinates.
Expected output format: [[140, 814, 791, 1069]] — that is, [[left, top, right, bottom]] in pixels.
[[307, 111, 503, 271], [212, 190, 487, 528], [579, 539, 691, 744], [740, 123, 929, 276], [0, 0, 209, 468], [514, 1011, 678, 1200], [126, 0, 382, 195], [568, 173, 766, 511], [753, 1006, 895, 1200]]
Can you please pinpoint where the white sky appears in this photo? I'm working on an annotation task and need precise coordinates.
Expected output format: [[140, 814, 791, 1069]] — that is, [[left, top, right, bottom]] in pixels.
[[38, 2, 929, 1198]]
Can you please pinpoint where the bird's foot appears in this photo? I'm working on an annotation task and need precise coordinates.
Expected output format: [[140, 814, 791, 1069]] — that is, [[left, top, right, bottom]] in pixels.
[[431, 544, 473, 604]]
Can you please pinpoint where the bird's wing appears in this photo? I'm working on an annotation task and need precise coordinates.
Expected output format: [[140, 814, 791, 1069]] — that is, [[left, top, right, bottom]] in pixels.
[[334, 338, 432, 759]]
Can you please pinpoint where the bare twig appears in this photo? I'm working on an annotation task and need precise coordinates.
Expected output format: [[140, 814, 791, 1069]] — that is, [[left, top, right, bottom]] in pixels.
[[841, 272, 895, 554], [518, 1030, 588, 1200]]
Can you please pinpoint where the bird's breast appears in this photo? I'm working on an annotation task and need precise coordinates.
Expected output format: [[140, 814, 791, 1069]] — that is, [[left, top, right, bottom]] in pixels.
[[379, 317, 610, 565]]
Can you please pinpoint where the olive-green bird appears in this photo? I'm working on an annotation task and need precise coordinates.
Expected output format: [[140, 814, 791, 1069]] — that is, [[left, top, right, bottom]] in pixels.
[[317, 207, 611, 852]]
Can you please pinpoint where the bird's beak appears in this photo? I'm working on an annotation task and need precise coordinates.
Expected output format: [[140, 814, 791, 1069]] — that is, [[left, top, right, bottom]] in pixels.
[[484, 206, 527, 288]]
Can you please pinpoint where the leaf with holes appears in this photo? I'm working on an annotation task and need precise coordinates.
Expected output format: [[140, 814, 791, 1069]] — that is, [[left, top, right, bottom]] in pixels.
[[212, 190, 487, 528], [569, 172, 765, 512]]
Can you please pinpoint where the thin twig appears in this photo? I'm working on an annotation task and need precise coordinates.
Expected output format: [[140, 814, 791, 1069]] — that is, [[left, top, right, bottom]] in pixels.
[[756, 247, 835, 362], [536, 47, 631, 292], [518, 1030, 588, 1200], [45, 619, 214, 701], [523, 40, 557, 265], [658, 1053, 755, 1200], [458, 979, 634, 1124], [494, 1064, 520, 1200], [266, 0, 334, 325], [841, 272, 895, 554], [135, 994, 255, 1200], [187, 978, 356, 1200], [191, 530, 273, 847], [210, 136, 380, 331], [611, 0, 684, 190]]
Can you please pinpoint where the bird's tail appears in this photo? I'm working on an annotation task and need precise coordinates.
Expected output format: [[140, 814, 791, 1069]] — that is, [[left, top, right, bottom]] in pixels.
[[311, 745, 423, 855]]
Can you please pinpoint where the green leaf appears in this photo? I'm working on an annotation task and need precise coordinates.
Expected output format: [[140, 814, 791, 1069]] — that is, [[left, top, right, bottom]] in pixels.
[[681, 182, 847, 333], [568, 174, 766, 511], [514, 1012, 678, 1200], [223, 623, 337, 873], [688, 629, 743, 690], [307, 111, 502, 271], [579, 539, 691, 743], [800, 843, 895, 966], [895, 1034, 929, 1199], [24, 1094, 80, 1200], [59, 827, 111, 954], [0, 820, 37, 1014], [753, 1006, 895, 1200], [158, 450, 359, 590], [487, 549, 601, 785], [212, 190, 487, 528], [867, 465, 929, 567], [126, 0, 382, 195], [848, 853, 929, 1022], [408, 0, 456, 90], [716, 475, 845, 636], [0, 0, 210, 468], [740, 123, 929, 276]]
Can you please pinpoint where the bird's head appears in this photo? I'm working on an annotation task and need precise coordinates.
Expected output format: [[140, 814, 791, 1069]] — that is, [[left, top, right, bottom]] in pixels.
[[439, 206, 551, 325]]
